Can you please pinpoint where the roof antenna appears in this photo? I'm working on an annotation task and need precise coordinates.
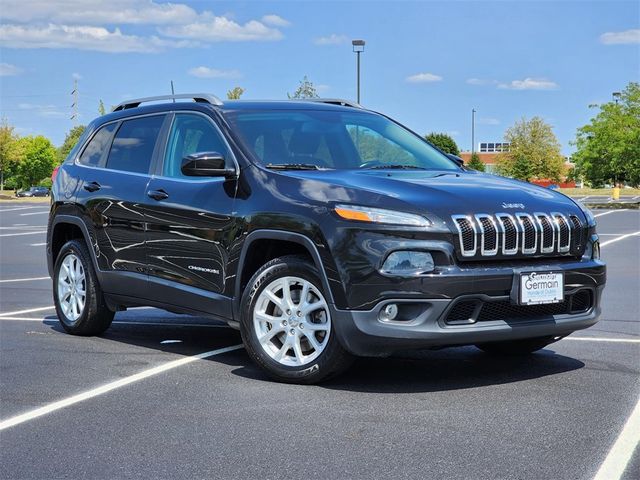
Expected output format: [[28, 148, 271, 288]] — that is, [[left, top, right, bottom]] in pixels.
[[170, 80, 175, 102]]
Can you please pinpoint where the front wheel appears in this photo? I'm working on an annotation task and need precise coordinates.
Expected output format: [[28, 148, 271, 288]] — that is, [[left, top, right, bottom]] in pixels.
[[475, 336, 557, 355], [240, 255, 353, 384]]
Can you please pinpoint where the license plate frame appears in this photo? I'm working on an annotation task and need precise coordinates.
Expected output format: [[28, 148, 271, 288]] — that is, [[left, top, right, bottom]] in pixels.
[[518, 271, 564, 305]]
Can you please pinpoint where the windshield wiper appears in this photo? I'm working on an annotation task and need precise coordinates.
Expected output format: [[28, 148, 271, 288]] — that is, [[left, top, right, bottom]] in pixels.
[[265, 163, 322, 170], [365, 164, 427, 170]]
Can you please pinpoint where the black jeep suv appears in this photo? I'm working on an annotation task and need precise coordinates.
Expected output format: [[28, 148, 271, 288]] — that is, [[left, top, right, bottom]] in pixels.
[[47, 93, 606, 383]]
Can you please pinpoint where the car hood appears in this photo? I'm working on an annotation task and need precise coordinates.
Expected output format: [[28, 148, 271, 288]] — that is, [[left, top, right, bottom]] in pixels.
[[282, 169, 581, 221]]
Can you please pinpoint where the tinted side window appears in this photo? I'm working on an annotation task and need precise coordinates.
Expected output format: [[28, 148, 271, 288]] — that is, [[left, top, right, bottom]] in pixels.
[[163, 114, 230, 177], [78, 123, 116, 167], [106, 115, 164, 174]]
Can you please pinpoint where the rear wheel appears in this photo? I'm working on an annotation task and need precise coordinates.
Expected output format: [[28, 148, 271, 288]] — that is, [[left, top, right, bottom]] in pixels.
[[53, 239, 114, 336], [240, 255, 353, 384], [475, 336, 556, 355]]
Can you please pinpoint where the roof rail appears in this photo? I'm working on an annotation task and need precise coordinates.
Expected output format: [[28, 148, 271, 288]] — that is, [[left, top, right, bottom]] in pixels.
[[303, 98, 363, 109], [112, 93, 224, 112]]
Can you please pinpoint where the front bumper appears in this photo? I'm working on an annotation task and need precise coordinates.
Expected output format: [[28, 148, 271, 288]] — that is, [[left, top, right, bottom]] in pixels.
[[332, 259, 606, 356]]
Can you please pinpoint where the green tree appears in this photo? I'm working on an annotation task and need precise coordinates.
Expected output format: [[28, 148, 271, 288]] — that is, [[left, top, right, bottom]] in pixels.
[[424, 132, 460, 155], [496, 116, 565, 182], [288, 75, 319, 99], [573, 82, 640, 187], [98, 99, 106, 116], [16, 135, 57, 188], [226, 87, 245, 100], [467, 152, 486, 172], [0, 119, 22, 191], [57, 125, 86, 164]]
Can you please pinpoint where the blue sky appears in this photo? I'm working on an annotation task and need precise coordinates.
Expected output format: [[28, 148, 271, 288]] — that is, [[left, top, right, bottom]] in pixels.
[[0, 0, 638, 154]]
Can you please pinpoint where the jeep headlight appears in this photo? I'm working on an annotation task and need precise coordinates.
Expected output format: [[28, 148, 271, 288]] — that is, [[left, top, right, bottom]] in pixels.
[[334, 204, 431, 227], [381, 251, 435, 275]]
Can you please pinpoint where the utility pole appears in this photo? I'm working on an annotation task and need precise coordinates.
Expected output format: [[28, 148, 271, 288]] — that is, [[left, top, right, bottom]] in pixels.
[[171, 80, 175, 102], [471, 108, 476, 155], [70, 79, 78, 124]]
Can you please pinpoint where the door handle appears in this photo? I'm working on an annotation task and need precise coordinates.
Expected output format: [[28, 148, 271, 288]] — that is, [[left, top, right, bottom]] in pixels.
[[83, 181, 101, 192], [147, 189, 169, 201]]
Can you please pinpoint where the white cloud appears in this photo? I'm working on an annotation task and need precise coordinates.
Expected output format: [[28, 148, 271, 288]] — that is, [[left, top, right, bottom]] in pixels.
[[159, 16, 283, 42], [0, 62, 23, 76], [406, 72, 443, 83], [0, 1, 288, 49], [466, 78, 497, 86], [71, 72, 82, 80], [316, 84, 330, 93], [0, 24, 193, 53], [600, 29, 640, 45], [498, 77, 558, 90], [261, 14, 290, 27], [18, 102, 67, 118], [0, 0, 198, 25], [314, 34, 349, 46], [478, 117, 500, 125], [188, 66, 242, 79]]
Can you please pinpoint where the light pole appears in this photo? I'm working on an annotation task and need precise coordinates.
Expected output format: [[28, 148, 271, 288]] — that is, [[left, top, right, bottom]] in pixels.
[[352, 39, 365, 103], [471, 108, 476, 155], [612, 91, 621, 104]]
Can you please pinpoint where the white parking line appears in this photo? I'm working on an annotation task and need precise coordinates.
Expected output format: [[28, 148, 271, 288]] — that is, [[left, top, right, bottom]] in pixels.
[[0, 206, 45, 213], [29, 242, 47, 246], [593, 398, 640, 480], [0, 344, 243, 431], [600, 231, 640, 247], [0, 276, 50, 284], [0, 226, 46, 230], [0, 230, 46, 237], [594, 210, 629, 218], [19, 211, 49, 216], [0, 306, 55, 317], [564, 337, 640, 344]]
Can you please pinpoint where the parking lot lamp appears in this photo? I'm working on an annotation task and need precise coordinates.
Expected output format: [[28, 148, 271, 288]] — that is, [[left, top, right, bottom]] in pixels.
[[352, 40, 365, 103]]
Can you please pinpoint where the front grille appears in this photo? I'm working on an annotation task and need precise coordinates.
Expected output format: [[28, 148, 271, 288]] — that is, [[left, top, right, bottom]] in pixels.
[[444, 290, 594, 325], [452, 211, 585, 258]]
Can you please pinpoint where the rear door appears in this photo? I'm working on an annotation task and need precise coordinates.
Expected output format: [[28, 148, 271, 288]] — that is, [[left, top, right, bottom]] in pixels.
[[143, 111, 238, 311], [75, 114, 166, 290]]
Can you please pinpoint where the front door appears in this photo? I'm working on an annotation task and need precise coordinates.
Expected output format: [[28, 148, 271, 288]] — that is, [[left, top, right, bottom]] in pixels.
[[143, 112, 238, 310]]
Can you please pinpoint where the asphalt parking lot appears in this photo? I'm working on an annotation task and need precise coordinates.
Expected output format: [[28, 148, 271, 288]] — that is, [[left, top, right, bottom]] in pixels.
[[0, 202, 638, 480]]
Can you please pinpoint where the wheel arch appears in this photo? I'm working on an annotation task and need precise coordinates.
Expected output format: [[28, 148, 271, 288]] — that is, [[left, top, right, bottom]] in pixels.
[[234, 230, 337, 319], [48, 215, 99, 278]]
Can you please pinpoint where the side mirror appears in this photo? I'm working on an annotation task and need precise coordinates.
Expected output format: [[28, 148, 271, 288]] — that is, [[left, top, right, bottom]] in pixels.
[[181, 152, 236, 178], [446, 153, 464, 167]]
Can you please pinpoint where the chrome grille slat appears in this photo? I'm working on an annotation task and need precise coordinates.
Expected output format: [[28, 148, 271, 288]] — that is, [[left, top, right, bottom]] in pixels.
[[495, 213, 519, 255], [452, 215, 477, 257], [515, 213, 538, 254], [534, 212, 555, 254], [475, 214, 499, 256], [452, 211, 578, 258], [551, 212, 571, 253]]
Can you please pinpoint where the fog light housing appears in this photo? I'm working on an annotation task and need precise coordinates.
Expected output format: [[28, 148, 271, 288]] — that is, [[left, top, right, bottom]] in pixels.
[[379, 303, 399, 322], [381, 251, 434, 275]]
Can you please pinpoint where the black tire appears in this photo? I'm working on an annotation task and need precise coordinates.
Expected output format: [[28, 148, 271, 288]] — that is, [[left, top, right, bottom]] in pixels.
[[240, 255, 353, 384], [53, 239, 114, 336], [475, 336, 556, 355]]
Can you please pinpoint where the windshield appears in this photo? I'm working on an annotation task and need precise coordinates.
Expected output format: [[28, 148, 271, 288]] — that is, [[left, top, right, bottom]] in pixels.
[[225, 109, 458, 171]]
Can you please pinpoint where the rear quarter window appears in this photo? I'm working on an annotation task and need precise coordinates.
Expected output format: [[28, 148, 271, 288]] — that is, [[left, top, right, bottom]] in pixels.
[[77, 123, 116, 167]]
